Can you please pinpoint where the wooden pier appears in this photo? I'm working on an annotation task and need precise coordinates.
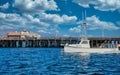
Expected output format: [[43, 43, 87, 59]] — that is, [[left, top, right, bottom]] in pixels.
[[0, 37, 120, 48]]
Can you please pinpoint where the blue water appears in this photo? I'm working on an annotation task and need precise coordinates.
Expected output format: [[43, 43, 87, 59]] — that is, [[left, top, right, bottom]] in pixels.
[[0, 48, 120, 75]]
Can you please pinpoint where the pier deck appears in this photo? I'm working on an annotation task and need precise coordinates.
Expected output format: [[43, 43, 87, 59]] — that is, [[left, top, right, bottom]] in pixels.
[[0, 38, 120, 48]]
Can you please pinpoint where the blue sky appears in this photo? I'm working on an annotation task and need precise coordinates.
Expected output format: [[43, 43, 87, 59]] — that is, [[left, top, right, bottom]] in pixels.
[[0, 0, 120, 38]]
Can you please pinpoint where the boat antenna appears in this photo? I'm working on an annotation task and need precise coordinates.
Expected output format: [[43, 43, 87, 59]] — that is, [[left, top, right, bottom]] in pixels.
[[85, 10, 86, 20], [102, 24, 104, 38], [81, 11, 87, 38], [84, 10, 87, 38], [81, 12, 84, 38], [82, 12, 84, 22]]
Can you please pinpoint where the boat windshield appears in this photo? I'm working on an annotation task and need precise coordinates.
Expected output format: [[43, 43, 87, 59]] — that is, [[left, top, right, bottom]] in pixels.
[[81, 41, 88, 44]]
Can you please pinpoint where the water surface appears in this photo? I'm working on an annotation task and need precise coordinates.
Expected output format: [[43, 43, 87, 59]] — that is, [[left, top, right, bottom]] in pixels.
[[0, 48, 120, 75]]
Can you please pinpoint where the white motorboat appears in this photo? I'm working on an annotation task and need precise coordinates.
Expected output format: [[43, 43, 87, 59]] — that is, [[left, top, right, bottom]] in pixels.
[[64, 38, 120, 53], [64, 12, 120, 53]]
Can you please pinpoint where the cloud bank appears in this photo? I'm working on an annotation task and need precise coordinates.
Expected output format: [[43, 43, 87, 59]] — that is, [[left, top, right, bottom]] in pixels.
[[0, 2, 9, 9], [14, 0, 58, 13], [73, 0, 120, 11]]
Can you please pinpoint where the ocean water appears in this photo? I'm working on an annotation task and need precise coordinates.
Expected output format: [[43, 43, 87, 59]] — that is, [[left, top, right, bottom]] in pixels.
[[0, 48, 120, 75]]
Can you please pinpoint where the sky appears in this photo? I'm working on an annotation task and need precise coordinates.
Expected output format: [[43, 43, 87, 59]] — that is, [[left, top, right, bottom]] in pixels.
[[0, 0, 120, 38]]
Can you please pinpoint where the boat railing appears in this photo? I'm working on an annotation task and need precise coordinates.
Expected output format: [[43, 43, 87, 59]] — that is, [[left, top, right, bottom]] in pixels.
[[92, 43, 117, 48], [101, 44, 117, 48]]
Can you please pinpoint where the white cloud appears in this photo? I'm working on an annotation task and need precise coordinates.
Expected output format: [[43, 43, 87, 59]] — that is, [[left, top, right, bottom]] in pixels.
[[73, 0, 120, 11], [0, 2, 9, 9], [73, 0, 95, 8], [86, 15, 119, 30], [0, 12, 78, 36], [23, 14, 49, 27], [38, 30, 51, 34], [13, 0, 78, 26], [38, 30, 47, 33], [0, 12, 48, 30], [40, 13, 77, 24], [13, 0, 78, 24], [69, 25, 81, 33], [0, 12, 25, 29], [14, 0, 58, 13], [63, 34, 70, 37]]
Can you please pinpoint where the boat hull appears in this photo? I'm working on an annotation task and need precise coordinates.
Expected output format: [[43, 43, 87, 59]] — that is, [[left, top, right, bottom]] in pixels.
[[64, 46, 120, 53]]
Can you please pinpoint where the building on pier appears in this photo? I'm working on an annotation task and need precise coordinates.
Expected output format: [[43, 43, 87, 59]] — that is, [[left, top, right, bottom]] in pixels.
[[7, 31, 21, 40], [7, 30, 41, 40], [21, 30, 40, 39]]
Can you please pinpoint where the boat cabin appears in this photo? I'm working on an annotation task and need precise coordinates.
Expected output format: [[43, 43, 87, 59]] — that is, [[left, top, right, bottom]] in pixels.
[[79, 38, 90, 48]]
